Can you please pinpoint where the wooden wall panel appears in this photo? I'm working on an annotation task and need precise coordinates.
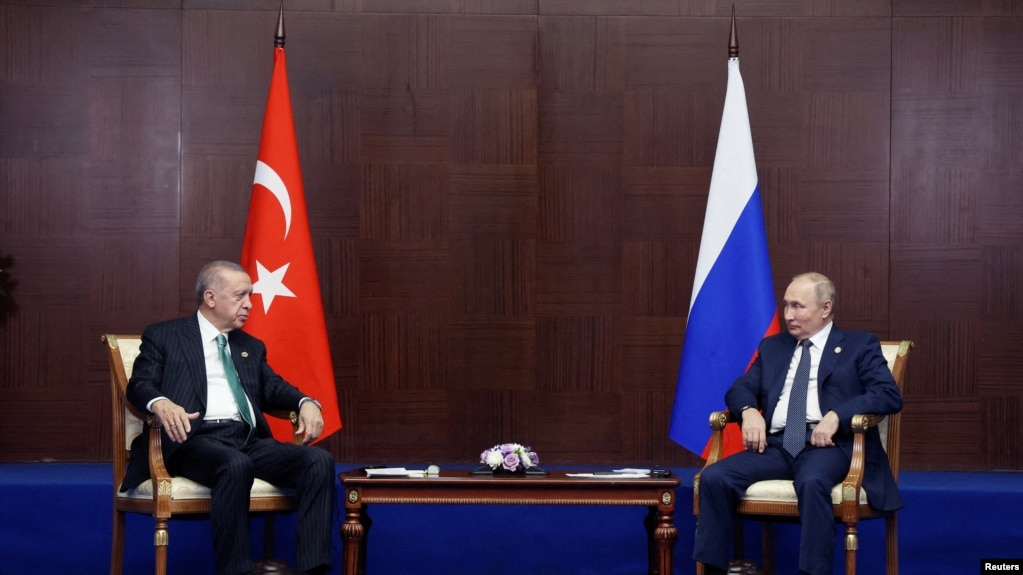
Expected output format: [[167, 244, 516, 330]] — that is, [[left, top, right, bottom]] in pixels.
[[450, 238, 535, 315], [446, 318, 536, 389], [1, 1, 1022, 472], [0, 5, 181, 461], [890, 10, 1023, 470]]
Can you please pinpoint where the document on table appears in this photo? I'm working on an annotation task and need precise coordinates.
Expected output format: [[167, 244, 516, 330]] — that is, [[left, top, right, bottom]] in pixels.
[[566, 468, 652, 479], [364, 467, 427, 477]]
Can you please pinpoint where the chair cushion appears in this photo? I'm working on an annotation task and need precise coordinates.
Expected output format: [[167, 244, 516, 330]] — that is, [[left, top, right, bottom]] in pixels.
[[743, 479, 868, 505], [118, 476, 295, 500]]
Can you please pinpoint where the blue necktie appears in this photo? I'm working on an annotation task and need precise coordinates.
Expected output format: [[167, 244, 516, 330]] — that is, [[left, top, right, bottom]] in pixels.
[[783, 339, 813, 456], [216, 334, 254, 441]]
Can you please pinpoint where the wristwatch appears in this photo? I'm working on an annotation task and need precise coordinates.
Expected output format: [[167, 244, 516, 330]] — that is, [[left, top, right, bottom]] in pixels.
[[300, 398, 322, 410]]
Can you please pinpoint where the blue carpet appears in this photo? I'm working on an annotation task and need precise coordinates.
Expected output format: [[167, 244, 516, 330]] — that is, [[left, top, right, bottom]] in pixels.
[[0, 464, 1020, 574]]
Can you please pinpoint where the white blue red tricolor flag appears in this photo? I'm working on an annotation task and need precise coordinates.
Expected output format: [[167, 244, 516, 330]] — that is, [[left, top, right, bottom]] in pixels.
[[668, 57, 780, 457]]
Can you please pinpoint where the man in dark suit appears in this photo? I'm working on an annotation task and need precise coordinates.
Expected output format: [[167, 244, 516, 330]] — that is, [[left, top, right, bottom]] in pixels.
[[121, 260, 335, 575], [693, 272, 903, 575]]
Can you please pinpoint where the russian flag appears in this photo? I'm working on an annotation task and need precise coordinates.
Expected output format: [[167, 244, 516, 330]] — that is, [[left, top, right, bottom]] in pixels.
[[668, 57, 780, 457]]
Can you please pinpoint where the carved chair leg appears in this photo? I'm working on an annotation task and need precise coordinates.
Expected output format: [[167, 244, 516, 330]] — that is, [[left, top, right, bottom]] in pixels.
[[844, 523, 858, 575], [110, 509, 125, 575], [154, 518, 169, 575]]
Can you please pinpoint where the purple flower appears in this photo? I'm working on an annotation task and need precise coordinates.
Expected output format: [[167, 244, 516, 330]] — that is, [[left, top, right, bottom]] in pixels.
[[502, 452, 521, 471]]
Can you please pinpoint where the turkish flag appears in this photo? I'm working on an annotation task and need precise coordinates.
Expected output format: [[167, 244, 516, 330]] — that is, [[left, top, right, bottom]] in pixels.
[[241, 46, 342, 442]]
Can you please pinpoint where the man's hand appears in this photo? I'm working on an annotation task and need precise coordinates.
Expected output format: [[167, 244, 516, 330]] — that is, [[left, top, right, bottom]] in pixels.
[[150, 398, 200, 444], [740, 408, 768, 453], [296, 400, 324, 445], [811, 410, 840, 447]]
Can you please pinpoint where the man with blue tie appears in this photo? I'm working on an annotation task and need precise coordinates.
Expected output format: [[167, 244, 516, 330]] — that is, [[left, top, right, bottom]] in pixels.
[[693, 272, 903, 575], [121, 260, 334, 575]]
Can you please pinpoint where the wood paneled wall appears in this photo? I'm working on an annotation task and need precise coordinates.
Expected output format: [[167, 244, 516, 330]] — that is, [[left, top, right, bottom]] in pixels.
[[1, 1, 1021, 471]]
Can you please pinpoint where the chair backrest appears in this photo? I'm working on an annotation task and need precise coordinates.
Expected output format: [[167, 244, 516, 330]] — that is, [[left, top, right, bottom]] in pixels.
[[102, 334, 145, 488], [877, 340, 913, 482]]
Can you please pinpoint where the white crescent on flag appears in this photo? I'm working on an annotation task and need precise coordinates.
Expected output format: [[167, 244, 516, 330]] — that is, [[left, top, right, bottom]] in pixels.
[[253, 160, 292, 240]]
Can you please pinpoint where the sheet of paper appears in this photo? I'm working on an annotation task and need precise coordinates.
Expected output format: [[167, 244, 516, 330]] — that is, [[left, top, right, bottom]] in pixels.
[[565, 472, 651, 479], [365, 468, 426, 477]]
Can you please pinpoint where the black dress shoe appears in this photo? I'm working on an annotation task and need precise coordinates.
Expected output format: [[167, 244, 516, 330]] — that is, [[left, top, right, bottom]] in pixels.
[[248, 559, 295, 574]]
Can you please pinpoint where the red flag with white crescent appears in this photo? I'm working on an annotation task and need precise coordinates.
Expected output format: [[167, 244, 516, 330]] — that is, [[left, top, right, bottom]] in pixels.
[[241, 46, 342, 442]]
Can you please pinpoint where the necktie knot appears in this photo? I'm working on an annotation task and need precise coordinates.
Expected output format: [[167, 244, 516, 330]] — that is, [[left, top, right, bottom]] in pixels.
[[216, 333, 227, 349]]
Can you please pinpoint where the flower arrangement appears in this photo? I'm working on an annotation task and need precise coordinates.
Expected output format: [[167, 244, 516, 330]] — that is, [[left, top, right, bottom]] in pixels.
[[479, 443, 540, 473]]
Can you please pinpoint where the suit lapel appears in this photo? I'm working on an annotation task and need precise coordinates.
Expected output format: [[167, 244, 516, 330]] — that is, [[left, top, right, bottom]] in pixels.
[[764, 334, 797, 423], [180, 316, 209, 411], [817, 328, 846, 388], [227, 331, 259, 402]]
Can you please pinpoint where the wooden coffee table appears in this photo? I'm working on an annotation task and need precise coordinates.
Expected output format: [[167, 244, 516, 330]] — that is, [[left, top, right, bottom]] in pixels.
[[339, 469, 681, 575]]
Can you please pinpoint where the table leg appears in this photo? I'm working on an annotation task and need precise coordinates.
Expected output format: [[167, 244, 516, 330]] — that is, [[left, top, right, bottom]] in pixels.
[[341, 488, 369, 575], [646, 490, 678, 575]]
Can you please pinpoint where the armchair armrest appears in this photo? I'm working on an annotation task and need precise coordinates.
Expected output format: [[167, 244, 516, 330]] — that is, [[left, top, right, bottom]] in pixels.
[[111, 377, 175, 514], [265, 409, 301, 445], [839, 413, 881, 521], [693, 410, 735, 514], [704, 410, 736, 467], [145, 422, 174, 518]]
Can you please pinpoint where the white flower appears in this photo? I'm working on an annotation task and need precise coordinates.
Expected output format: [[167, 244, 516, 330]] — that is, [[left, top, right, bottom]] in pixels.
[[485, 449, 504, 468]]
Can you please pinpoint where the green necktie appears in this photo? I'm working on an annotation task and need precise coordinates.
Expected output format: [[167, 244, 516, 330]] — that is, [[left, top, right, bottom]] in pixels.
[[216, 333, 254, 441]]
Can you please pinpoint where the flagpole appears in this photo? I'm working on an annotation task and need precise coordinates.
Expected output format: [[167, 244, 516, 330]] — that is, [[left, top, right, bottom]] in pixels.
[[275, 1, 285, 48], [729, 5, 738, 58]]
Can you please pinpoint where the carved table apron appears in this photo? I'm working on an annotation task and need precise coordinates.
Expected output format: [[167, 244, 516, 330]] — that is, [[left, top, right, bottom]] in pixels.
[[339, 470, 681, 575]]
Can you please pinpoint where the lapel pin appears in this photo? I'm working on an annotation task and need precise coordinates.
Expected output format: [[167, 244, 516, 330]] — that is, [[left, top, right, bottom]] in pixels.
[[834, 347, 842, 354], [241, 352, 249, 358]]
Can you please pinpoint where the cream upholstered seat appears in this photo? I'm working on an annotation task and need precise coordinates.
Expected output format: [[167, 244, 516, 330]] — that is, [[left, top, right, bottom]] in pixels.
[[120, 474, 291, 501], [694, 340, 913, 575], [103, 334, 300, 575], [743, 479, 868, 505]]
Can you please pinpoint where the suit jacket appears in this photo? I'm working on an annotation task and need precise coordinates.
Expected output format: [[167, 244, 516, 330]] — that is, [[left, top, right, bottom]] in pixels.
[[725, 327, 904, 512], [120, 315, 308, 491]]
